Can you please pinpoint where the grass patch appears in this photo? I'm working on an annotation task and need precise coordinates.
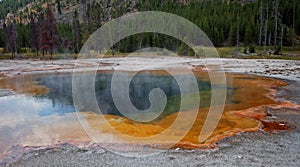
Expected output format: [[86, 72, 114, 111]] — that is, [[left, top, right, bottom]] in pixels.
[[0, 54, 12, 60], [215, 46, 300, 60], [216, 47, 237, 58], [0, 46, 299, 60], [239, 54, 300, 60]]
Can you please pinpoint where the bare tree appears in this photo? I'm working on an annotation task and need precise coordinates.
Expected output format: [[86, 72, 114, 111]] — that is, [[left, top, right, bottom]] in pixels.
[[40, 19, 50, 57], [46, 6, 58, 58], [6, 22, 17, 59], [62, 38, 70, 57], [274, 0, 279, 54], [108, 15, 115, 56], [236, 10, 240, 48], [39, 6, 58, 59], [263, 4, 269, 52], [2, 23, 8, 51], [73, 10, 80, 54], [56, 0, 62, 15], [280, 26, 283, 54], [292, 1, 296, 51], [268, 33, 271, 46], [259, 0, 263, 47]]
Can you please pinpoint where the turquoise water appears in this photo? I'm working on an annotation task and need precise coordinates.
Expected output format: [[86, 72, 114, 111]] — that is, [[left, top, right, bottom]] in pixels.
[[0, 71, 236, 155], [0, 72, 235, 117]]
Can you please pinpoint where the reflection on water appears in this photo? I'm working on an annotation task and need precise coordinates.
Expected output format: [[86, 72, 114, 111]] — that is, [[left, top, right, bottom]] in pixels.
[[0, 71, 251, 157], [0, 95, 43, 146], [24, 72, 234, 117], [0, 71, 233, 155], [0, 94, 80, 157]]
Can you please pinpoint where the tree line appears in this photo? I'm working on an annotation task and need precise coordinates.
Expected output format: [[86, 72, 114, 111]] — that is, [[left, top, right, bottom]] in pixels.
[[2, 5, 62, 59], [0, 0, 298, 59]]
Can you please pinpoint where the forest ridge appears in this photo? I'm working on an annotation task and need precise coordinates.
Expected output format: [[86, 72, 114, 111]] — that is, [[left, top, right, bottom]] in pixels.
[[0, 0, 299, 59]]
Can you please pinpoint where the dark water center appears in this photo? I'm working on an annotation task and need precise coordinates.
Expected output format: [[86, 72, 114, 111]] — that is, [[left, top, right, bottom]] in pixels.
[[0, 71, 235, 119], [38, 72, 234, 118], [0, 71, 289, 156]]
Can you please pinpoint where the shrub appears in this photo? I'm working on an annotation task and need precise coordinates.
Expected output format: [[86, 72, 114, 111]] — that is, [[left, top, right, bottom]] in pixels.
[[248, 45, 255, 53]]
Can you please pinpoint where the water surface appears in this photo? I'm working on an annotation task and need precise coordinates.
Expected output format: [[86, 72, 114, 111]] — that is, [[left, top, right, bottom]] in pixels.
[[0, 71, 284, 155]]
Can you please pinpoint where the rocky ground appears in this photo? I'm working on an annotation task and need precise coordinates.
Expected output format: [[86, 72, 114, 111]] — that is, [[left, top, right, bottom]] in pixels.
[[5, 97, 300, 167], [0, 58, 299, 166], [0, 58, 299, 81]]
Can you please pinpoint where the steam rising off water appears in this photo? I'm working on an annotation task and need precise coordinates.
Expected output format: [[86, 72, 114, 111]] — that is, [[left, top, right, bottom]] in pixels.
[[0, 71, 235, 156]]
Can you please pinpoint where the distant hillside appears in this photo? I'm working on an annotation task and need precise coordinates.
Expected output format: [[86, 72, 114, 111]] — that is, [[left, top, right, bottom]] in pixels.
[[0, 0, 299, 56], [0, 0, 88, 24], [0, 0, 139, 25], [0, 0, 260, 24]]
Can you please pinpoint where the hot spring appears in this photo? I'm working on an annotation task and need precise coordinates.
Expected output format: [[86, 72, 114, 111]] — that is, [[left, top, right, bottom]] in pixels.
[[0, 70, 287, 155]]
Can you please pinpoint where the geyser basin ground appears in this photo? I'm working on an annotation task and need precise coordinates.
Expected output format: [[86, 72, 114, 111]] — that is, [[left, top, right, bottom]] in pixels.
[[0, 69, 295, 150], [0, 58, 299, 166]]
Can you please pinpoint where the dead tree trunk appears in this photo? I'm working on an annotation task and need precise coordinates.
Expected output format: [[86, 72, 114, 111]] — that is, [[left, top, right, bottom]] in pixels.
[[292, 1, 296, 51], [280, 26, 283, 54], [7, 22, 17, 59], [236, 11, 240, 48], [264, 4, 269, 52], [259, 0, 263, 47], [274, 0, 279, 54], [268, 33, 271, 46]]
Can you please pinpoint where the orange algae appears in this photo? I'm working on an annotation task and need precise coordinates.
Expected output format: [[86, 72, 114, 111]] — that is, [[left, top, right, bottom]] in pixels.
[[81, 72, 295, 149], [261, 121, 293, 133], [0, 75, 49, 95], [0, 71, 297, 150]]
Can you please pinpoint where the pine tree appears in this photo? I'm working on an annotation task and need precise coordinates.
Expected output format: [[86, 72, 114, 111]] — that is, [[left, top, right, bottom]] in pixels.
[[30, 15, 39, 58], [236, 16, 240, 48], [81, 29, 90, 46], [73, 10, 81, 53], [228, 25, 237, 46], [86, 3, 92, 33], [187, 46, 195, 56], [245, 24, 253, 45], [178, 42, 187, 56], [6, 22, 17, 59], [219, 29, 225, 46]]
